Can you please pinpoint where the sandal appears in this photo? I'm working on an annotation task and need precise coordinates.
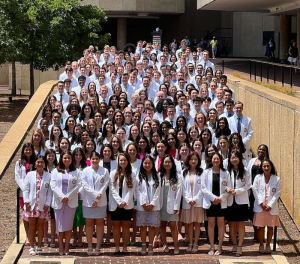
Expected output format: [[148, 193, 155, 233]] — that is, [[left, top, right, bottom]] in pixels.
[[214, 248, 223, 256], [208, 248, 215, 255], [232, 244, 237, 253], [259, 245, 265, 254], [43, 238, 49, 247], [265, 245, 271, 254], [29, 247, 36, 256], [174, 249, 180, 255], [148, 245, 154, 255], [94, 248, 101, 256], [186, 244, 193, 253], [36, 247, 42, 254], [163, 245, 170, 253], [236, 246, 242, 257], [87, 248, 94, 255], [192, 244, 198, 253], [141, 244, 147, 255]]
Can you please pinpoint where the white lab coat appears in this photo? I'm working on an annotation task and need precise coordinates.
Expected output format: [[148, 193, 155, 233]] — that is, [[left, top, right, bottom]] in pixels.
[[181, 171, 205, 209], [135, 175, 161, 211], [108, 170, 136, 211], [23, 171, 52, 211], [99, 159, 118, 173], [227, 168, 251, 206], [81, 166, 110, 208], [50, 168, 80, 209], [159, 173, 183, 214], [202, 168, 231, 209], [15, 160, 28, 197], [154, 156, 182, 174], [252, 174, 281, 215], [228, 115, 254, 159]]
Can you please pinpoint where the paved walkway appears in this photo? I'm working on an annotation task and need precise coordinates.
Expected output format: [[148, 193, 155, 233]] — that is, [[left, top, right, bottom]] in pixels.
[[19, 222, 274, 264]]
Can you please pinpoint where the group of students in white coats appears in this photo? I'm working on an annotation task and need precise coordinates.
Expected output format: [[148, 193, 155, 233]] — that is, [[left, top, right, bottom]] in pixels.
[[15, 138, 281, 257]]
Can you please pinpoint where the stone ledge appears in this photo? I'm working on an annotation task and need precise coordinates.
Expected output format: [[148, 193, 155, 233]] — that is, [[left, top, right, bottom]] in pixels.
[[0, 80, 56, 176], [227, 74, 300, 110]]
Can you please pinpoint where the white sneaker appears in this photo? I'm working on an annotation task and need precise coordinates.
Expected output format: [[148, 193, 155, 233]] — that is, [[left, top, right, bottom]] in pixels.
[[29, 247, 36, 256]]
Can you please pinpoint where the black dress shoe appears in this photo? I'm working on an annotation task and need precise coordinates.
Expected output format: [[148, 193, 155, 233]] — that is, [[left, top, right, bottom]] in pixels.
[[114, 250, 121, 255]]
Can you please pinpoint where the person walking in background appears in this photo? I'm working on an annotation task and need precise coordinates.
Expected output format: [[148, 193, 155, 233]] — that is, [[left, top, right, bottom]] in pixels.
[[288, 41, 298, 73], [210, 37, 218, 60]]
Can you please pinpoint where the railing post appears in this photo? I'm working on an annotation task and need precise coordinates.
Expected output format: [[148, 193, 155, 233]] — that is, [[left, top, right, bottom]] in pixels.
[[273, 226, 277, 251], [260, 62, 263, 82], [250, 60, 252, 80], [16, 187, 20, 243], [254, 62, 257, 81], [290, 67, 293, 88], [273, 65, 276, 84], [222, 60, 224, 73], [266, 63, 269, 83], [281, 66, 284, 87]]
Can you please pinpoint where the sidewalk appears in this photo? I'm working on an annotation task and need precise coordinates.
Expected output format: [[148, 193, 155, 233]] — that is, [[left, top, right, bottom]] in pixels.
[[16, 221, 281, 264]]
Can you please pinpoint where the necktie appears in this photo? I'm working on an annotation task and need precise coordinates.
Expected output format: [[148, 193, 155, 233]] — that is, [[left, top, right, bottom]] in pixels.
[[203, 62, 206, 74], [228, 113, 233, 117], [212, 94, 215, 100], [60, 94, 63, 103], [170, 120, 173, 127], [67, 91, 69, 95], [112, 83, 114, 90], [237, 117, 241, 134]]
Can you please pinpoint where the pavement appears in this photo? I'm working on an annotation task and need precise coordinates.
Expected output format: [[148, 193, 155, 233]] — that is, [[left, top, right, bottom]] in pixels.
[[12, 220, 288, 264]]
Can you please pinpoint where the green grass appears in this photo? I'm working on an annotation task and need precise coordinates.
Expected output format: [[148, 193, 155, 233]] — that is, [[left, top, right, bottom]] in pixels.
[[233, 71, 298, 97]]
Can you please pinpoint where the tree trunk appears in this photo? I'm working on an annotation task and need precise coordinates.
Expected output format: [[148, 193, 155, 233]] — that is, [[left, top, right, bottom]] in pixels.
[[29, 62, 34, 98], [11, 61, 16, 96]]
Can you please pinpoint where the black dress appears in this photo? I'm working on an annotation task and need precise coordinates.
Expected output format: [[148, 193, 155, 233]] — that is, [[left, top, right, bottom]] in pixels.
[[103, 161, 112, 213], [206, 173, 227, 217], [226, 170, 249, 222], [111, 175, 133, 221], [249, 164, 263, 221]]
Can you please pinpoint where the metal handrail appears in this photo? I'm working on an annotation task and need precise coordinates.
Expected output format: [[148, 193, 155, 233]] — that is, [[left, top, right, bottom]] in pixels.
[[16, 187, 20, 243], [249, 59, 300, 69]]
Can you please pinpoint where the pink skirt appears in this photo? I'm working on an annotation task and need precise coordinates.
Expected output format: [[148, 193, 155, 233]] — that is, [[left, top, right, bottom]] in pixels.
[[181, 207, 206, 224], [253, 211, 280, 227]]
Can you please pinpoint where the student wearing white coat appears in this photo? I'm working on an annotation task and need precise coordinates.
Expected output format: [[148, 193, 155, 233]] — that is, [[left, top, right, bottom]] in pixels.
[[99, 144, 117, 245], [202, 152, 231, 256], [159, 154, 182, 255], [252, 159, 281, 254], [228, 101, 253, 161], [109, 153, 136, 254], [50, 151, 80, 256], [15, 143, 36, 239], [81, 152, 110, 255], [126, 142, 142, 246], [181, 152, 206, 254], [23, 156, 52, 255], [135, 156, 161, 255], [225, 151, 251, 257]]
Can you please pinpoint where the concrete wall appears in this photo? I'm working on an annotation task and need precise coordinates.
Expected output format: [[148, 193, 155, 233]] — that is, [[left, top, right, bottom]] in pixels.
[[81, 0, 185, 13], [8, 63, 64, 92], [233, 12, 297, 57], [227, 74, 300, 228], [0, 63, 9, 86]]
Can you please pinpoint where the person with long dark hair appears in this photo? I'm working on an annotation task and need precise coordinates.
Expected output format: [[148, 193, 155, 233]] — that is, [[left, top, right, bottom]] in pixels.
[[136, 155, 161, 255], [159, 154, 182, 255], [23, 156, 52, 255], [181, 152, 206, 254], [109, 153, 136, 254], [226, 151, 251, 257], [212, 117, 231, 145], [50, 151, 80, 255], [78, 103, 94, 127], [96, 119, 115, 153], [16, 143, 36, 242], [202, 152, 231, 256], [81, 152, 110, 255], [252, 159, 281, 254]]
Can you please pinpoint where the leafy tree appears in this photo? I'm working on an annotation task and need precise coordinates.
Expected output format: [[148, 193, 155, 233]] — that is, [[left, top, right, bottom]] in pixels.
[[0, 0, 110, 96]]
